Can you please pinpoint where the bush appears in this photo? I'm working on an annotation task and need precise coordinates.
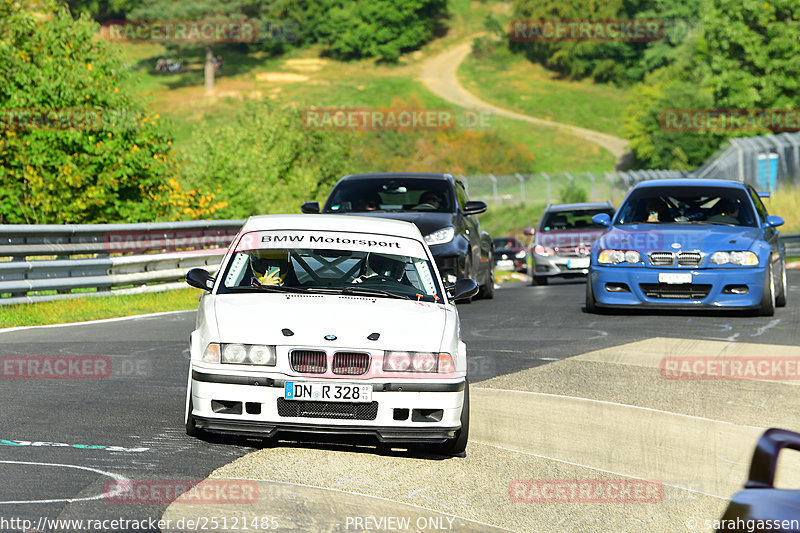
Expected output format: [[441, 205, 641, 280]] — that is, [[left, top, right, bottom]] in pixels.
[[179, 99, 351, 218], [558, 182, 588, 203]]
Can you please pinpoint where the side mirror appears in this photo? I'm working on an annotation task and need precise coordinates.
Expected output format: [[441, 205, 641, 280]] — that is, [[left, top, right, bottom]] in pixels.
[[592, 213, 611, 227], [523, 227, 536, 236], [301, 201, 320, 214], [463, 200, 487, 216], [447, 278, 479, 301], [186, 268, 214, 291], [763, 215, 784, 228]]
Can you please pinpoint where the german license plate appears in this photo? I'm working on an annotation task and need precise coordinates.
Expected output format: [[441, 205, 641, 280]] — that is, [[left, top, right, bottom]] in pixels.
[[659, 273, 692, 284], [567, 258, 590, 269], [284, 382, 372, 403]]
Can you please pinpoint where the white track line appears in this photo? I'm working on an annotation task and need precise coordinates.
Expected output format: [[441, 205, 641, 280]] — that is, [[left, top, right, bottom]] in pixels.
[[0, 309, 195, 334], [0, 460, 128, 504], [469, 441, 728, 501], [474, 387, 764, 429]]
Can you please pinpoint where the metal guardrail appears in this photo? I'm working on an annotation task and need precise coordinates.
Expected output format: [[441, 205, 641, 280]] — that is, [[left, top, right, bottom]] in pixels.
[[783, 234, 800, 257], [0, 220, 244, 305]]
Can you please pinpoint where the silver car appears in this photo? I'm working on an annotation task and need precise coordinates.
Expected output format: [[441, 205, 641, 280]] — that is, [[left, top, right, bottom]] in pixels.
[[531, 202, 615, 285]]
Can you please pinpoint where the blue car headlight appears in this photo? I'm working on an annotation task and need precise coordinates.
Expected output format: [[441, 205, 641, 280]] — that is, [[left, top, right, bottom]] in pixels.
[[710, 251, 758, 266], [425, 227, 455, 245], [598, 249, 641, 264]]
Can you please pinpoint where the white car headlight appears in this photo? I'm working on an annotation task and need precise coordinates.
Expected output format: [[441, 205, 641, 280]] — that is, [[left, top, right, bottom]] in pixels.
[[598, 249, 640, 264], [711, 251, 758, 266], [222, 344, 247, 364], [248, 345, 277, 365], [384, 351, 452, 373], [212, 343, 278, 365], [425, 227, 455, 246], [515, 250, 527, 259]]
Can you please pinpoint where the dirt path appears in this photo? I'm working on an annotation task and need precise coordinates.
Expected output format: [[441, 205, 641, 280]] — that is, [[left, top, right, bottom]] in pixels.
[[418, 38, 630, 166]]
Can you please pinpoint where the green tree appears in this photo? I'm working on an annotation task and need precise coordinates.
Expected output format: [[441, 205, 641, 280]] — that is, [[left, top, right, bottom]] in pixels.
[[314, 0, 448, 62], [0, 1, 220, 223], [624, 0, 800, 168]]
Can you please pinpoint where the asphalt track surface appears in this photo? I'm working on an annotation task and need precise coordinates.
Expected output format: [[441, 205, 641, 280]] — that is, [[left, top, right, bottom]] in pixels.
[[1, 273, 799, 532]]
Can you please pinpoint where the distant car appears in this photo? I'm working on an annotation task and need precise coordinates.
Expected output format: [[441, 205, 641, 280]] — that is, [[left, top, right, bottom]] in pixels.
[[301, 172, 495, 300], [586, 179, 787, 316], [184, 214, 478, 455], [493, 237, 528, 273], [531, 202, 616, 285], [716, 428, 800, 532]]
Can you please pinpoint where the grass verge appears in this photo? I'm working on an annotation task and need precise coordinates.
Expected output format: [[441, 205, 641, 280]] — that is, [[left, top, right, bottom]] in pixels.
[[0, 289, 202, 328]]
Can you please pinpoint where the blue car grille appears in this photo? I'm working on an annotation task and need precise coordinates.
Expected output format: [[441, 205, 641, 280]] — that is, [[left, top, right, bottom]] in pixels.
[[649, 252, 674, 266]]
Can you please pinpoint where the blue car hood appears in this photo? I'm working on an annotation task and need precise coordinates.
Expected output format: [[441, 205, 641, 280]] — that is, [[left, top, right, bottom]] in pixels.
[[596, 224, 762, 253]]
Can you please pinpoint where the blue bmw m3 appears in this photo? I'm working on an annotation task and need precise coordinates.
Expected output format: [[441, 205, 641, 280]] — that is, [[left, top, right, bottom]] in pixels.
[[586, 179, 787, 316]]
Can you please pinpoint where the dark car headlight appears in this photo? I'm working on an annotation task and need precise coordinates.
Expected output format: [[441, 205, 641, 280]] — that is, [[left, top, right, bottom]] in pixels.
[[598, 249, 641, 264], [425, 227, 455, 246]]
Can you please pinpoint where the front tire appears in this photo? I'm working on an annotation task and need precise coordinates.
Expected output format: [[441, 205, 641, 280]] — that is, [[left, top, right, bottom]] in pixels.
[[776, 260, 788, 308], [760, 264, 776, 316], [477, 260, 495, 300], [432, 379, 469, 456], [185, 394, 204, 438], [585, 277, 598, 314]]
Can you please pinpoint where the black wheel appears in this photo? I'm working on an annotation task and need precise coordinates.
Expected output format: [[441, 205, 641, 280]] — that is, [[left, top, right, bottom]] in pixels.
[[585, 277, 598, 314], [760, 264, 776, 316], [185, 394, 204, 438], [776, 260, 787, 308], [432, 379, 469, 456], [456, 255, 473, 304], [532, 276, 548, 286], [477, 260, 495, 300]]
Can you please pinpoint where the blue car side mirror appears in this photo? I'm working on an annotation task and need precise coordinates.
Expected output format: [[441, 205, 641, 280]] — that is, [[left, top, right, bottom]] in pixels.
[[763, 215, 784, 228], [592, 213, 611, 227]]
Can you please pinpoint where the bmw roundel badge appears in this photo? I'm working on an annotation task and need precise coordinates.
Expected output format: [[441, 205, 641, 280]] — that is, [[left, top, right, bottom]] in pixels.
[[324, 334, 337, 341]]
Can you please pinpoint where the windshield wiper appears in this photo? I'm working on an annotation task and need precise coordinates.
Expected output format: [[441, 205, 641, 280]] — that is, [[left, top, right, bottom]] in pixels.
[[340, 286, 409, 300]]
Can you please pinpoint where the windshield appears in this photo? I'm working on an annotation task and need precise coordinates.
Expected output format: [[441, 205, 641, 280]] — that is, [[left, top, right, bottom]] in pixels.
[[493, 238, 520, 248], [324, 178, 455, 213], [615, 186, 757, 226], [218, 230, 444, 302], [540, 208, 614, 231]]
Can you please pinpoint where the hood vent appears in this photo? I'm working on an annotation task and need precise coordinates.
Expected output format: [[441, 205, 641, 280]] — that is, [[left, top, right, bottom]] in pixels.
[[367, 332, 380, 341], [281, 328, 294, 337]]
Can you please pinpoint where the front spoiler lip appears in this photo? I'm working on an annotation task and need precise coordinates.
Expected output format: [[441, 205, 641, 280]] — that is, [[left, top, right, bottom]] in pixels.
[[594, 301, 759, 311], [192, 370, 465, 392], [193, 418, 459, 443]]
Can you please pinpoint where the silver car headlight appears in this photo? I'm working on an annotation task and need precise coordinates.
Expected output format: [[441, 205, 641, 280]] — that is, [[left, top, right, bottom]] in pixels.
[[425, 227, 455, 246], [710, 251, 758, 266]]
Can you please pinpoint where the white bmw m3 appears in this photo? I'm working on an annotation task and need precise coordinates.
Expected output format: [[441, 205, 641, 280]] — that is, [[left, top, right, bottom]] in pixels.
[[184, 214, 478, 454]]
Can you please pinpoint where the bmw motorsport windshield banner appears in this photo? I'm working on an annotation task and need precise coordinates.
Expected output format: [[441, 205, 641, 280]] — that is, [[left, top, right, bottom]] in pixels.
[[235, 230, 429, 259]]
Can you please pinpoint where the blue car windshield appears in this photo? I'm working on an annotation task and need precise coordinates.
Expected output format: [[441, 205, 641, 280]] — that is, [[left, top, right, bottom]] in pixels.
[[615, 187, 757, 227]]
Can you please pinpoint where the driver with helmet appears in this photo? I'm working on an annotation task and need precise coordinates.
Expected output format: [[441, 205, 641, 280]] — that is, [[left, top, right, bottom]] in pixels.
[[248, 249, 289, 286]]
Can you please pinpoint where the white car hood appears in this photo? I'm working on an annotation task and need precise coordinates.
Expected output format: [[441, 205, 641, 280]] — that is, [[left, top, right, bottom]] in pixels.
[[212, 294, 450, 352]]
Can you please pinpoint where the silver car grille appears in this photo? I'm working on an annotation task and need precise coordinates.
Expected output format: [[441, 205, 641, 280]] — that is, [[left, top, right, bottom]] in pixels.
[[677, 251, 702, 267], [648, 252, 674, 266]]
